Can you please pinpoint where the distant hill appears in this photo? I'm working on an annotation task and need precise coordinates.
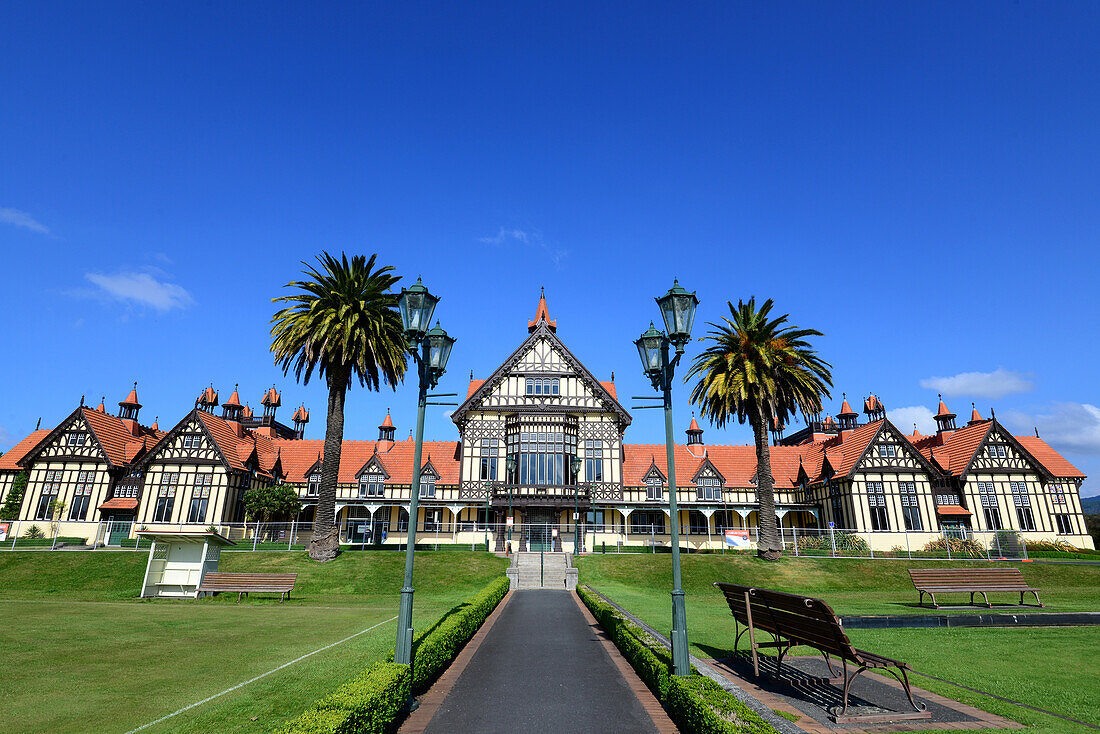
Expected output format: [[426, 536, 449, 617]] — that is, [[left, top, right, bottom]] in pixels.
[[1082, 496, 1100, 515]]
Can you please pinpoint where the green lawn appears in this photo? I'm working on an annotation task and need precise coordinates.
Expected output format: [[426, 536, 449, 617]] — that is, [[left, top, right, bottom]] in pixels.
[[0, 550, 507, 734], [577, 554, 1100, 733]]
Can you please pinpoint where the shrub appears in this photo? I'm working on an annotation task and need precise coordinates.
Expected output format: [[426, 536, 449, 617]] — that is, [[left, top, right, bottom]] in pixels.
[[1025, 538, 1080, 553], [796, 532, 869, 554], [666, 675, 776, 734], [23, 524, 44, 539], [0, 471, 28, 520], [922, 537, 986, 558], [277, 662, 409, 734]]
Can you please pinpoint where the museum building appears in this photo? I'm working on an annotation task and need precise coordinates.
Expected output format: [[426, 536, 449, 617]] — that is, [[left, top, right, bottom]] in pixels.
[[0, 295, 1092, 551]]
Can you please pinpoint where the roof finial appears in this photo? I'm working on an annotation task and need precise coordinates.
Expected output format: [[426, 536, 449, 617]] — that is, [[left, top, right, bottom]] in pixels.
[[36, 417, 41, 430], [610, 371, 615, 382], [80, 394, 85, 407], [1035, 426, 1040, 438]]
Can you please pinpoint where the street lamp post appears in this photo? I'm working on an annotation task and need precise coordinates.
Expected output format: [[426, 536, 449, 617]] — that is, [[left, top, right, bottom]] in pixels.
[[506, 455, 516, 550], [634, 279, 698, 677], [571, 455, 582, 554], [394, 279, 456, 667]]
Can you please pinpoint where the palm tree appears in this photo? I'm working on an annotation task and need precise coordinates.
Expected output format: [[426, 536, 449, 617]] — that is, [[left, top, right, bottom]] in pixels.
[[271, 252, 409, 561], [686, 298, 832, 561]]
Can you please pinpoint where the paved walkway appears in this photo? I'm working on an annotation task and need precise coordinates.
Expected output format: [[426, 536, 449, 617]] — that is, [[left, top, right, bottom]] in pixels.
[[411, 590, 669, 734]]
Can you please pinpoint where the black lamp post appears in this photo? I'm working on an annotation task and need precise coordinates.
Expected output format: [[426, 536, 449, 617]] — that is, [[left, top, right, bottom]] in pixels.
[[571, 454, 582, 554], [506, 455, 517, 547], [394, 278, 455, 667], [634, 279, 698, 677]]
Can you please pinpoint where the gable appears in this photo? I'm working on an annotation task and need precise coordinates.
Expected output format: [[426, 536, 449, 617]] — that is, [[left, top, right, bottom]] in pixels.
[[139, 412, 232, 470], [852, 421, 937, 476], [25, 411, 108, 465], [452, 323, 630, 426], [967, 425, 1047, 478]]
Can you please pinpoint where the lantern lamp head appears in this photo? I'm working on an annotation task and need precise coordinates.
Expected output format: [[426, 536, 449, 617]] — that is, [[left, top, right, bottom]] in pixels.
[[635, 322, 666, 379], [655, 279, 698, 347], [424, 321, 455, 375], [398, 277, 439, 343]]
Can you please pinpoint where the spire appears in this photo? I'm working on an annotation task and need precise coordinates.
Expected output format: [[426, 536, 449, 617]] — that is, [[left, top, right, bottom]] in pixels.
[[528, 287, 557, 332], [96, 397, 106, 413], [151, 416, 159, 432], [119, 382, 142, 419], [686, 413, 704, 445], [837, 393, 859, 430], [934, 394, 957, 435], [222, 383, 244, 422], [968, 403, 985, 426]]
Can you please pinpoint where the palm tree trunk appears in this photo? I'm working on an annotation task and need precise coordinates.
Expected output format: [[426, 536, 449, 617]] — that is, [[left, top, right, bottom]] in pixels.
[[309, 366, 349, 562], [751, 405, 783, 561]]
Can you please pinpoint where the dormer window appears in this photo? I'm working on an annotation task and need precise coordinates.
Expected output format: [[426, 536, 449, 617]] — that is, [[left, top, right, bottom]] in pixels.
[[877, 444, 898, 458], [987, 445, 1008, 458], [182, 434, 203, 449], [525, 377, 560, 396], [359, 473, 385, 498], [419, 474, 437, 498], [67, 432, 88, 447], [696, 476, 721, 502], [307, 472, 320, 496], [646, 475, 663, 501]]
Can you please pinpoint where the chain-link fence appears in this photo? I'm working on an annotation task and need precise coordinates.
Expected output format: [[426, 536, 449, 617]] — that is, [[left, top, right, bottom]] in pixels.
[[0, 517, 1065, 560]]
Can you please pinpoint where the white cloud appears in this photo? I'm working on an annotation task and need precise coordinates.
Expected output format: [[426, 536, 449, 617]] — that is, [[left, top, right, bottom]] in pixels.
[[920, 367, 1033, 399], [84, 271, 194, 311], [478, 226, 568, 268], [0, 207, 51, 235], [889, 405, 937, 435], [1003, 403, 1100, 456]]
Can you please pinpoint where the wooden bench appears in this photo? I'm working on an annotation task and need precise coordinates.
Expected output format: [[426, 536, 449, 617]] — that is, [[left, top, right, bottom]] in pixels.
[[197, 572, 298, 602], [909, 568, 1042, 609], [714, 582, 928, 722]]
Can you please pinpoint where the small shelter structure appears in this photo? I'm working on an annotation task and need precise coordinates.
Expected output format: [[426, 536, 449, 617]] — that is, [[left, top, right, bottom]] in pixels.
[[137, 530, 236, 598]]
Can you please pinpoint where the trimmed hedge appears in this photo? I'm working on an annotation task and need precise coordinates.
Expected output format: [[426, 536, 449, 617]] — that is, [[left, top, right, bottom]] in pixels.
[[406, 575, 510, 693], [277, 662, 409, 734], [667, 675, 777, 734], [8, 536, 87, 548], [578, 586, 778, 734], [279, 575, 509, 734]]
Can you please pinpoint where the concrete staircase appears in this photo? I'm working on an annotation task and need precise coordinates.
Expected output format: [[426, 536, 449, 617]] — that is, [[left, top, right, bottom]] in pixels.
[[506, 552, 578, 590]]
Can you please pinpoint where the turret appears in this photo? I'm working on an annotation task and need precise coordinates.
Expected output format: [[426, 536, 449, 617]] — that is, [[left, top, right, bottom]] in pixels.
[[222, 384, 244, 435], [934, 395, 957, 436], [292, 405, 309, 439], [686, 414, 704, 446], [196, 385, 219, 413], [261, 385, 281, 419], [118, 382, 143, 436], [378, 409, 396, 450], [968, 403, 985, 426], [863, 394, 886, 422], [769, 415, 784, 446], [836, 393, 859, 431]]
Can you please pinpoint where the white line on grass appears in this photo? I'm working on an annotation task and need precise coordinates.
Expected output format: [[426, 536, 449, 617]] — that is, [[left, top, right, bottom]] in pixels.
[[125, 615, 398, 734]]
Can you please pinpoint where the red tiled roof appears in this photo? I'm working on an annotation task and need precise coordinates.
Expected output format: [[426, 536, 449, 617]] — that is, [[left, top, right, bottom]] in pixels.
[[969, 405, 984, 424], [528, 290, 557, 332], [0, 430, 50, 471], [99, 498, 139, 511], [466, 379, 486, 399], [936, 398, 954, 418], [1015, 436, 1085, 479], [599, 381, 617, 400], [936, 505, 971, 516], [838, 398, 857, 416], [380, 412, 394, 428], [224, 387, 242, 407], [82, 408, 164, 467], [120, 386, 141, 407], [906, 421, 990, 476], [272, 437, 461, 485], [195, 411, 252, 471], [688, 417, 702, 433]]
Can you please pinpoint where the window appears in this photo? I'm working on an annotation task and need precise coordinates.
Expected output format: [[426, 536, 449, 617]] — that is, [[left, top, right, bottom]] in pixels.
[[524, 377, 560, 395], [307, 472, 320, 496], [67, 432, 88, 447], [1010, 481, 1031, 528], [867, 481, 889, 530], [35, 470, 63, 520], [1050, 484, 1067, 505], [67, 471, 94, 521], [977, 482, 1001, 530], [688, 511, 710, 534], [397, 508, 410, 532], [480, 439, 499, 481], [646, 475, 663, 501], [359, 473, 385, 498], [115, 484, 139, 498], [187, 476, 212, 523], [695, 476, 721, 501], [517, 430, 573, 485], [987, 445, 1008, 458], [629, 510, 665, 534], [1055, 514, 1074, 535], [153, 473, 178, 522], [935, 492, 959, 506], [476, 507, 490, 530], [1016, 507, 1036, 531], [182, 434, 203, 449], [423, 508, 443, 532], [899, 481, 922, 531], [586, 509, 607, 532], [877, 444, 898, 458], [584, 440, 603, 482], [419, 475, 436, 498]]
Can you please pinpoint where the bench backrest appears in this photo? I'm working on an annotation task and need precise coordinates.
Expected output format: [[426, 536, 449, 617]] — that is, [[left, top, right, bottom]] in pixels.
[[201, 572, 297, 589], [714, 582, 858, 661], [909, 568, 1027, 588]]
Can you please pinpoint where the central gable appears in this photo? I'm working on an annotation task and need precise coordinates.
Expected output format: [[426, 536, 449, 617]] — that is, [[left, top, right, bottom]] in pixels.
[[452, 322, 630, 426], [25, 411, 109, 465]]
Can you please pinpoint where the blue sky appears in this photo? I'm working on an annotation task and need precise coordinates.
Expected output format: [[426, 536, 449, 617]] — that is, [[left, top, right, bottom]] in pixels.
[[2, 2, 1099, 495]]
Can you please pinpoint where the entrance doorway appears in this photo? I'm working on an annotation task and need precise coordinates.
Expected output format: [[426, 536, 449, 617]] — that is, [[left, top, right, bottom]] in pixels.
[[105, 515, 133, 546], [526, 508, 556, 551]]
